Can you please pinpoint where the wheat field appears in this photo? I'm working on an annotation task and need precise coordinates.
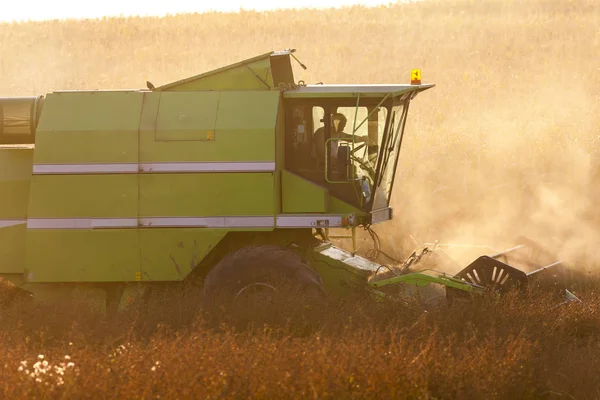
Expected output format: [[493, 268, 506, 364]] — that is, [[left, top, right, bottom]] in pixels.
[[1, 0, 600, 398]]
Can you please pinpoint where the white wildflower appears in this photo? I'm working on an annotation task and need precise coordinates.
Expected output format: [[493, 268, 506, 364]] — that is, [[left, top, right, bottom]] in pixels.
[[17, 355, 77, 387]]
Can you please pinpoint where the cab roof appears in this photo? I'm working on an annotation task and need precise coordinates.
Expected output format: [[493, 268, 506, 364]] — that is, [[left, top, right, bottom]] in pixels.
[[282, 83, 435, 98]]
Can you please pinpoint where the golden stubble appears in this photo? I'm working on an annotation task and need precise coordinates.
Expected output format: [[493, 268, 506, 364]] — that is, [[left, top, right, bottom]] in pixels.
[[0, 0, 598, 271]]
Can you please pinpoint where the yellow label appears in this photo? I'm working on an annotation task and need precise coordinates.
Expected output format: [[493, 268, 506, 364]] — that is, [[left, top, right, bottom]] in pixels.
[[207, 130, 213, 140], [411, 69, 421, 82], [135, 271, 141, 281]]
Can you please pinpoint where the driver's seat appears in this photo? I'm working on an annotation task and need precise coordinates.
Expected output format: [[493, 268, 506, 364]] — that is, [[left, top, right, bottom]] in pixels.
[[336, 145, 350, 180], [312, 123, 326, 169]]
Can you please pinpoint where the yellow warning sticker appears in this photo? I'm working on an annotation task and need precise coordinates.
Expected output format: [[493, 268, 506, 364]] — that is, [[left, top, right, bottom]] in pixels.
[[207, 130, 214, 140], [136, 271, 141, 281]]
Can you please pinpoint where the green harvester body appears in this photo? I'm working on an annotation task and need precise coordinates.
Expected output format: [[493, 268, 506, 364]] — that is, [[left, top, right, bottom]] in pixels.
[[0, 49, 528, 312]]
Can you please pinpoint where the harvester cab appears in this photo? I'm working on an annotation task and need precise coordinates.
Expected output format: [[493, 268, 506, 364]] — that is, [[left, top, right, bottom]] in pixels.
[[283, 82, 432, 221]]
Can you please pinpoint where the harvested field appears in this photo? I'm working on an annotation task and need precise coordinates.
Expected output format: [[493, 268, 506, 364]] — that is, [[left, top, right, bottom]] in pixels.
[[1, 0, 600, 398]]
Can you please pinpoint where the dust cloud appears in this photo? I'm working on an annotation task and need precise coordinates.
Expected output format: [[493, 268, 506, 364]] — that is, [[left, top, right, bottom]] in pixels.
[[390, 79, 600, 275]]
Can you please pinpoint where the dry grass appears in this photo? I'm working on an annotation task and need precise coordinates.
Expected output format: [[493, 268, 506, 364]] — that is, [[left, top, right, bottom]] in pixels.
[[1, 286, 600, 399], [1, 0, 600, 398]]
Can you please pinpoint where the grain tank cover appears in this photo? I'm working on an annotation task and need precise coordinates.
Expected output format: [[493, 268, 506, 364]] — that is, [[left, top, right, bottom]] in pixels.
[[0, 96, 44, 144], [156, 50, 296, 91]]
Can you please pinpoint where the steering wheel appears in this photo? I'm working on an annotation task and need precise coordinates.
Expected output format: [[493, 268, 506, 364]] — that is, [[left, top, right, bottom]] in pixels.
[[350, 142, 367, 155], [349, 154, 376, 179]]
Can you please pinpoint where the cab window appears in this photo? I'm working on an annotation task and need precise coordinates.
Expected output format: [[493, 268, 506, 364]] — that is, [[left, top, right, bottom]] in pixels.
[[285, 100, 389, 210]]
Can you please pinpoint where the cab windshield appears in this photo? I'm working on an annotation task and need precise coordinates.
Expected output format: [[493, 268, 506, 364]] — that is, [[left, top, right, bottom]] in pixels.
[[372, 101, 409, 210], [285, 95, 410, 212]]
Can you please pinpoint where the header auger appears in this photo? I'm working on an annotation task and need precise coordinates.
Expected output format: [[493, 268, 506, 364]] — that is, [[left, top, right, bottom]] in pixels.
[[0, 49, 582, 318]]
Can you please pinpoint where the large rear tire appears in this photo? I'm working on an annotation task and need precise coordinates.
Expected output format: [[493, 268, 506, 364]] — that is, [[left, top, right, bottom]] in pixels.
[[202, 245, 326, 326]]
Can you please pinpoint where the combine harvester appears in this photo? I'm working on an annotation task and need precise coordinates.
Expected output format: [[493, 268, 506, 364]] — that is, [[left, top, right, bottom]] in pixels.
[[0, 49, 577, 315]]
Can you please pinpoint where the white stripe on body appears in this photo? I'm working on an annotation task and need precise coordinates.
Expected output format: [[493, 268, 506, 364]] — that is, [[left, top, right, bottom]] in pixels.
[[32, 162, 275, 174]]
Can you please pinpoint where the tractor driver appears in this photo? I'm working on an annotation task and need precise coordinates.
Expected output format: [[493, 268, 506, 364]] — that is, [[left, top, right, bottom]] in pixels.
[[313, 112, 367, 167]]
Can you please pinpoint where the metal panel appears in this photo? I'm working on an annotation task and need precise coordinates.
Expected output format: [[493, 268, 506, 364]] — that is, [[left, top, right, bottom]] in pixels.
[[304, 242, 377, 298], [0, 223, 27, 273], [135, 88, 279, 285], [139, 216, 273, 228], [25, 230, 140, 282], [34, 131, 140, 164], [36, 91, 143, 132], [155, 92, 219, 141], [282, 170, 327, 213], [282, 84, 435, 98], [215, 91, 280, 131], [139, 91, 278, 163], [139, 229, 228, 281], [1, 145, 33, 275], [21, 91, 143, 281], [0, 147, 33, 219], [276, 214, 352, 228], [33, 91, 143, 164], [370, 207, 393, 224], [318, 244, 381, 273], [139, 173, 275, 217], [27, 175, 139, 218], [158, 54, 276, 91], [327, 195, 366, 216]]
